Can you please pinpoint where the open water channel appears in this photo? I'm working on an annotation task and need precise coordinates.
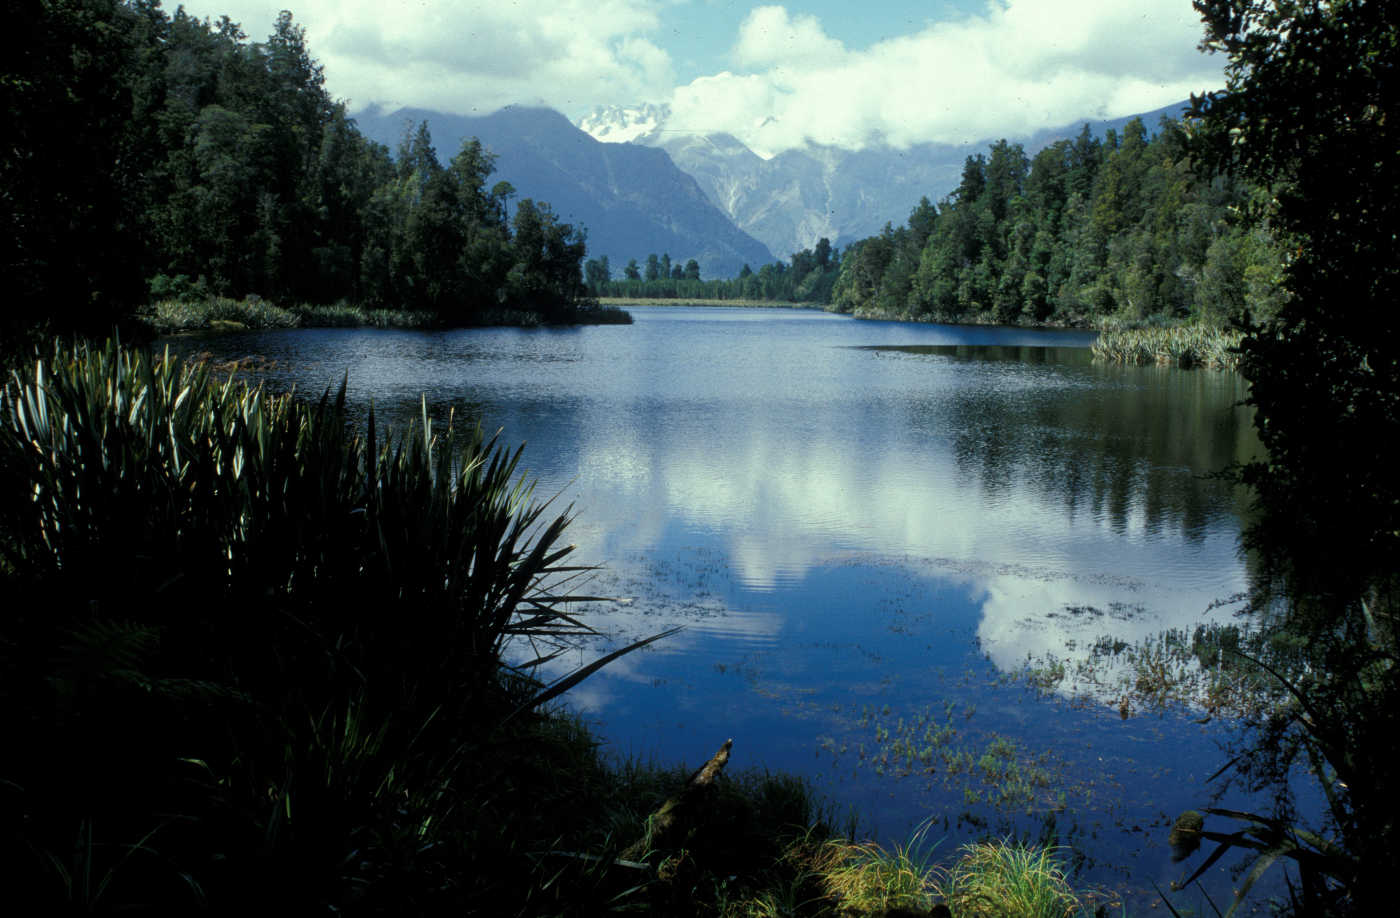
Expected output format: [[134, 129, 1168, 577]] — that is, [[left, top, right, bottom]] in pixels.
[[167, 306, 1279, 910]]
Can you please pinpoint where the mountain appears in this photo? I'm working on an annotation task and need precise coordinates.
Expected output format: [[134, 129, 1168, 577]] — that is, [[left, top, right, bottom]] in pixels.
[[578, 101, 1191, 261], [353, 105, 775, 280]]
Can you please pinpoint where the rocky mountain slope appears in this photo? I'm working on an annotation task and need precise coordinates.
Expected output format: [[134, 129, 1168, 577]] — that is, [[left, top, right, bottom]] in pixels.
[[354, 105, 775, 280]]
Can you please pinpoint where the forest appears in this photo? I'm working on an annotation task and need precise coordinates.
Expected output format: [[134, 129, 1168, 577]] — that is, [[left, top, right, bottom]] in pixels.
[[829, 118, 1285, 326], [590, 117, 1286, 336], [4, 0, 598, 346]]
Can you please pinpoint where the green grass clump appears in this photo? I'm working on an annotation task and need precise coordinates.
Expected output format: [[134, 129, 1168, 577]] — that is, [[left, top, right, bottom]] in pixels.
[[812, 838, 937, 913], [147, 295, 302, 330], [288, 302, 439, 328], [934, 840, 1087, 917]]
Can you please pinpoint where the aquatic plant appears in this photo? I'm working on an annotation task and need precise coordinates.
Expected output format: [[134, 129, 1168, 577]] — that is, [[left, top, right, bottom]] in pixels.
[[1091, 324, 1243, 370]]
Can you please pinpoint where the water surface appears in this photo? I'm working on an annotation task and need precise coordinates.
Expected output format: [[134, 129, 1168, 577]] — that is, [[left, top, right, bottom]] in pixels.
[[168, 307, 1273, 909]]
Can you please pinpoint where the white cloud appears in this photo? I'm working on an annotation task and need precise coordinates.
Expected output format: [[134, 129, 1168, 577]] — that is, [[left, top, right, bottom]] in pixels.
[[178, 0, 675, 115], [179, 1, 1222, 154], [732, 5, 848, 70], [665, 0, 1222, 154]]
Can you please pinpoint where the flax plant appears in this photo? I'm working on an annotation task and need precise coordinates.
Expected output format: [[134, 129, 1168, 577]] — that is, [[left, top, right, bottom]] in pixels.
[[0, 338, 654, 911]]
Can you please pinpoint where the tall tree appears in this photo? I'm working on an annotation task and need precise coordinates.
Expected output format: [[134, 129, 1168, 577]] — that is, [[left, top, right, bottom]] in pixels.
[[1188, 1, 1400, 910]]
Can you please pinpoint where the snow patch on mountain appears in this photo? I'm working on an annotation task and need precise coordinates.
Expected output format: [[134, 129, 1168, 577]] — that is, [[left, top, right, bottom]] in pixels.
[[577, 103, 669, 144]]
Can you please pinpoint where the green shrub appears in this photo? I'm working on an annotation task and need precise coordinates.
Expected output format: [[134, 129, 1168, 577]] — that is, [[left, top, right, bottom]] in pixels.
[[0, 338, 610, 911]]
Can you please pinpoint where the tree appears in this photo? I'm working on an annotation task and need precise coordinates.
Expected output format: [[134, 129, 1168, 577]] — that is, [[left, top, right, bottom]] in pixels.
[[624, 258, 641, 280], [683, 259, 700, 281], [644, 253, 660, 281], [1192, 0, 1400, 582], [1185, 2, 1400, 910], [584, 258, 609, 291], [3, 0, 153, 341]]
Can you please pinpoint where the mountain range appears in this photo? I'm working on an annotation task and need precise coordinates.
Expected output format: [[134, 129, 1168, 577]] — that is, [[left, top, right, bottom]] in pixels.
[[353, 99, 1191, 279]]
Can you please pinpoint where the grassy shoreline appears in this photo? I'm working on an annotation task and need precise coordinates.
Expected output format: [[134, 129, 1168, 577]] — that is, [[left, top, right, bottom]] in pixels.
[[137, 296, 632, 334]]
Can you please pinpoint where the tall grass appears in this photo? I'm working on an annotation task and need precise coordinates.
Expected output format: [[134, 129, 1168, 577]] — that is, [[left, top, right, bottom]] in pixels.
[[810, 821, 940, 914], [934, 840, 1088, 918]]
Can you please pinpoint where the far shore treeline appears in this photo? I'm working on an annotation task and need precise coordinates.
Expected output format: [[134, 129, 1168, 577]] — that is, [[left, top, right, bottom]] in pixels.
[[593, 117, 1284, 331], [4, 1, 606, 345]]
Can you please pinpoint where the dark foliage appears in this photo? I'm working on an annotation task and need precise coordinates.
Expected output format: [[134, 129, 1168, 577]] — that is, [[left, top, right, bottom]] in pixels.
[[1174, 2, 1400, 913], [1, 0, 592, 341]]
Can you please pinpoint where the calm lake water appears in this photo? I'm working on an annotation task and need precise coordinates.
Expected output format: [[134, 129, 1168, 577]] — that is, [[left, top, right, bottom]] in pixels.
[[166, 306, 1276, 910]]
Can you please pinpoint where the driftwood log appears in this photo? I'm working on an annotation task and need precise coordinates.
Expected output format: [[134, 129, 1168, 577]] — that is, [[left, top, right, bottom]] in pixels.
[[621, 738, 733, 862]]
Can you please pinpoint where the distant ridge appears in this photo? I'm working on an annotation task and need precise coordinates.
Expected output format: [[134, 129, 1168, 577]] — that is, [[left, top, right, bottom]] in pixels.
[[354, 105, 775, 280]]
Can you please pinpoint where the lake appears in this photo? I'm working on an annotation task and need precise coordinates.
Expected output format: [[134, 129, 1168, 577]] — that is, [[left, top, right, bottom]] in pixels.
[[166, 306, 1275, 910]]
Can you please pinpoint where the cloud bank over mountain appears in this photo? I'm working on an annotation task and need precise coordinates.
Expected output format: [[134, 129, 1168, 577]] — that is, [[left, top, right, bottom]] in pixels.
[[666, 1, 1218, 156], [180, 1, 1221, 156]]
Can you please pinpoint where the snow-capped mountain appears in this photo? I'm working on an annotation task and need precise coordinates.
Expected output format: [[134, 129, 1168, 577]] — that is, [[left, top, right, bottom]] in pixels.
[[576, 103, 669, 144], [575, 100, 1193, 262]]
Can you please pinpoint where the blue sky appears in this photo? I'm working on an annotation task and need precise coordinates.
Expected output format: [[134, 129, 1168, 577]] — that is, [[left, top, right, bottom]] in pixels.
[[175, 1, 1223, 153], [638, 1, 990, 86]]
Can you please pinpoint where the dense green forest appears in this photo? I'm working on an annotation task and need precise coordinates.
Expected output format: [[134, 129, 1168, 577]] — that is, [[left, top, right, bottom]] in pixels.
[[3, 0, 596, 343], [588, 239, 842, 303], [591, 119, 1285, 331], [829, 118, 1285, 326]]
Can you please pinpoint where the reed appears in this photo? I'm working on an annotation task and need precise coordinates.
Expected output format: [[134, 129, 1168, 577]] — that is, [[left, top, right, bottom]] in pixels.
[[1091, 323, 1244, 370], [141, 297, 630, 332]]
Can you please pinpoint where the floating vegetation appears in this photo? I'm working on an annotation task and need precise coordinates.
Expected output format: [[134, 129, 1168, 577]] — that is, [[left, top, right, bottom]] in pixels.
[[832, 701, 1065, 819], [1091, 323, 1244, 370], [1018, 618, 1279, 720]]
